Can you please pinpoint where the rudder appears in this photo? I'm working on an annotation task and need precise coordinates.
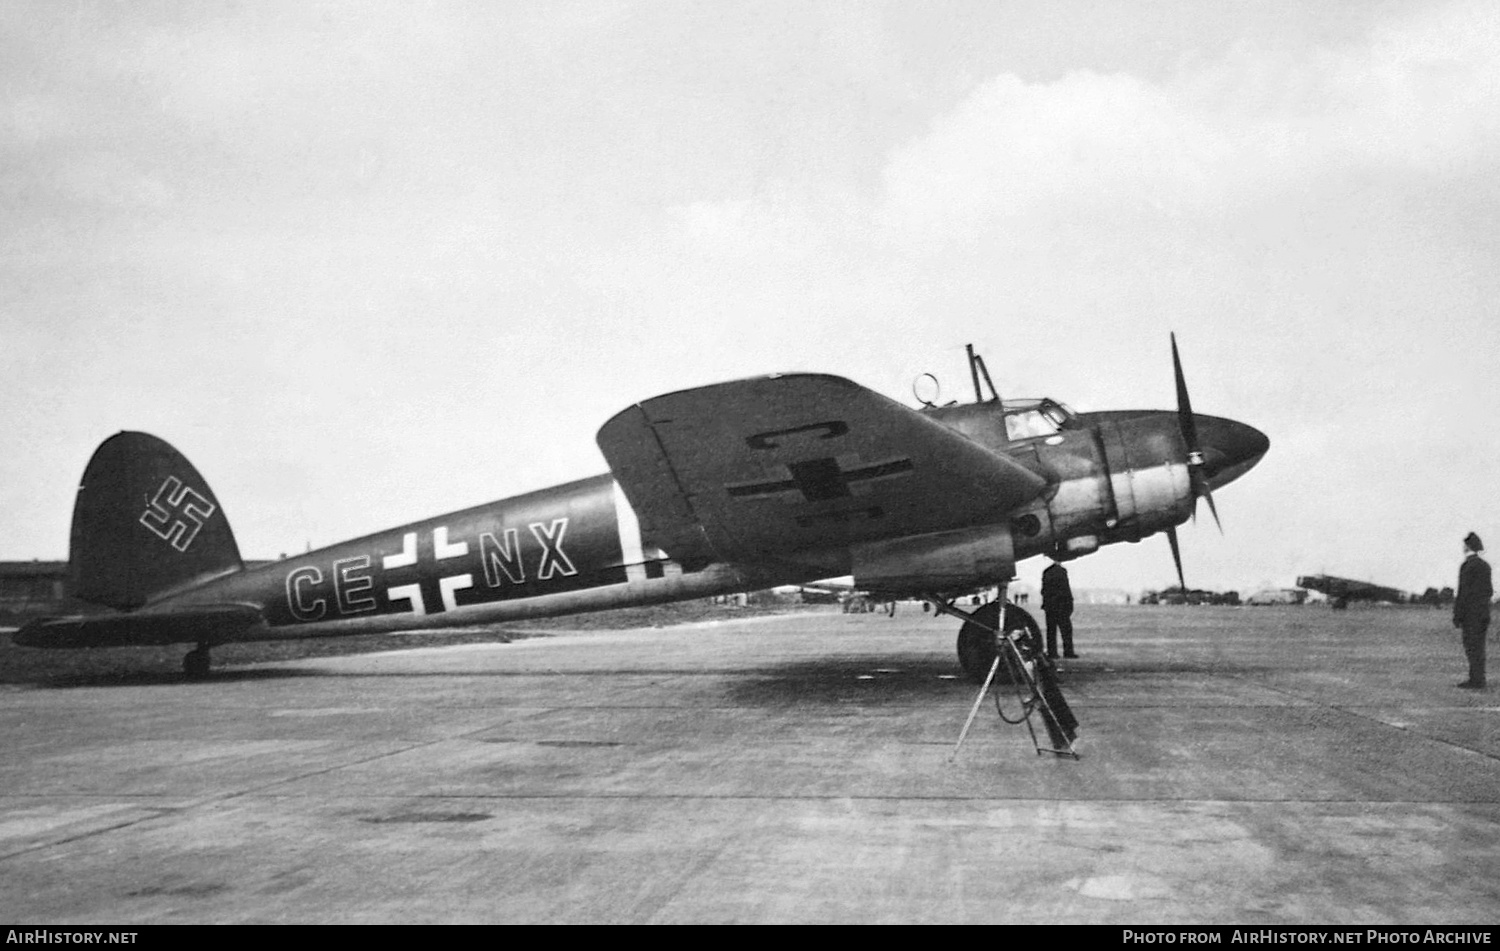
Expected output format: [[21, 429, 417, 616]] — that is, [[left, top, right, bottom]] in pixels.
[[69, 432, 243, 609]]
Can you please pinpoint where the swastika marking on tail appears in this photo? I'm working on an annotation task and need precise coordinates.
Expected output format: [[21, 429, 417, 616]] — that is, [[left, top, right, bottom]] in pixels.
[[140, 476, 216, 552]]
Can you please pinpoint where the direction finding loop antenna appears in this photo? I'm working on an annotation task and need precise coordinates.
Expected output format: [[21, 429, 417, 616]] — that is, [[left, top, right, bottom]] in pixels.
[[913, 373, 942, 408]]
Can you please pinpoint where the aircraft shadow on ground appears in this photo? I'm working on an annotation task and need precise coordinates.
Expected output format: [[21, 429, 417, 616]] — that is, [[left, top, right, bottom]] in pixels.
[[21, 655, 1271, 691], [724, 655, 1275, 707], [725, 654, 985, 706]]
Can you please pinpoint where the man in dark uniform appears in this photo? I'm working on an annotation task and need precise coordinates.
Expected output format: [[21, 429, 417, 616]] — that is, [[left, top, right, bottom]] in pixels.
[[1454, 532, 1492, 689], [1041, 557, 1076, 660]]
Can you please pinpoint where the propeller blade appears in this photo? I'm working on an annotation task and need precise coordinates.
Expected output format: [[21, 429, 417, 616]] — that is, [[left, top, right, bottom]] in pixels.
[[1202, 481, 1222, 534], [1191, 469, 1223, 534], [1171, 332, 1199, 456], [1166, 526, 1186, 592]]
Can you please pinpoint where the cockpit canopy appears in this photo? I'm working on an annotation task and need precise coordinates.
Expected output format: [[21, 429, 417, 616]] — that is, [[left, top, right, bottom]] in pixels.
[[1000, 398, 1077, 441]]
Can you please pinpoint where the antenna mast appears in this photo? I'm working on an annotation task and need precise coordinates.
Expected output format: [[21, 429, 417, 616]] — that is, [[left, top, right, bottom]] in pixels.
[[965, 344, 1001, 403]]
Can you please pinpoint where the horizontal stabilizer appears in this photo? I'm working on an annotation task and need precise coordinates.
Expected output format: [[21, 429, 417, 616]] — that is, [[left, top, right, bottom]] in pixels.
[[14, 603, 263, 649]]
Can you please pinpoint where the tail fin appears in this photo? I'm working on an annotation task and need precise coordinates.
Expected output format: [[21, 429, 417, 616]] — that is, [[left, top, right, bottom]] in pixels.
[[69, 432, 243, 609]]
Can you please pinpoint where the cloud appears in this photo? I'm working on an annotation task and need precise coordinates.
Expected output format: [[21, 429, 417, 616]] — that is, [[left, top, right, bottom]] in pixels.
[[644, 1, 1500, 250], [877, 2, 1500, 234]]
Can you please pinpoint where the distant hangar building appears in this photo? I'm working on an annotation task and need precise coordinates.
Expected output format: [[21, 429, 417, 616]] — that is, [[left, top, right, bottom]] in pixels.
[[0, 561, 67, 614], [1, 559, 277, 619]]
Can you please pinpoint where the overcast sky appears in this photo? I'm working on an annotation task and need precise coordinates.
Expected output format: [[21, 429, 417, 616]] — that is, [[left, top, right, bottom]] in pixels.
[[4, 0, 1498, 597]]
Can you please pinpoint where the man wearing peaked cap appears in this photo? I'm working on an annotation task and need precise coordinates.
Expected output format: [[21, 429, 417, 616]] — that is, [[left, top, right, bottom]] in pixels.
[[1454, 532, 1492, 689]]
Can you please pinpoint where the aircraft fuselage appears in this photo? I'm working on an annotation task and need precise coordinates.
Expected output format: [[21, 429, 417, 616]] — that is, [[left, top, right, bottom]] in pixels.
[[192, 474, 793, 639]]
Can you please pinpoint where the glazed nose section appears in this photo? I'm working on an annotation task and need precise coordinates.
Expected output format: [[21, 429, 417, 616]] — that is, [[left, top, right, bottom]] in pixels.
[[1195, 416, 1269, 489]]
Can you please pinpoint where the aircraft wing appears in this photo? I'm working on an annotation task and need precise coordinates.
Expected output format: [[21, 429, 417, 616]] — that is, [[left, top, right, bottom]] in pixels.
[[597, 373, 1049, 567]]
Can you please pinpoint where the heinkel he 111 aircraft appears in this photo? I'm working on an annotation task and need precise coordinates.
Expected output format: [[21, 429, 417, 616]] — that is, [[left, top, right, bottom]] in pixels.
[[16, 336, 1268, 683]]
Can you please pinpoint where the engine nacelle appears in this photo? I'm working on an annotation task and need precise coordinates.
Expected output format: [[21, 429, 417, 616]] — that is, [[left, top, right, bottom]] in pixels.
[[850, 524, 1016, 598], [1097, 417, 1195, 540], [1104, 461, 1192, 538], [1006, 417, 1194, 561]]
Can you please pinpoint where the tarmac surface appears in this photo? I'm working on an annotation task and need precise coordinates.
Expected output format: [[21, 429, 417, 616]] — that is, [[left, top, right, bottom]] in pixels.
[[2, 604, 1498, 924]]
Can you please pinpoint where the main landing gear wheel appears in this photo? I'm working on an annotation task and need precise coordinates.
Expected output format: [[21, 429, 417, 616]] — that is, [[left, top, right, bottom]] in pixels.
[[956, 602, 1042, 684], [183, 646, 211, 679]]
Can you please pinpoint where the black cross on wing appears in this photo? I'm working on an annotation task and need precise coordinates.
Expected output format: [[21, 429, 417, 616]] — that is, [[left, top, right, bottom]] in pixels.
[[724, 455, 915, 503]]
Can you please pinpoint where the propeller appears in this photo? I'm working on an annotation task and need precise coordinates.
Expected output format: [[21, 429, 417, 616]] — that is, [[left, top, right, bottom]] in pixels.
[[1165, 333, 1222, 594], [1171, 333, 1221, 533]]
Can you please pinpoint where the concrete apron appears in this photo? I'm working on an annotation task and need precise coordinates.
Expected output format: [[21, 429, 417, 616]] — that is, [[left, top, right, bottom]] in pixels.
[[1, 605, 1496, 924]]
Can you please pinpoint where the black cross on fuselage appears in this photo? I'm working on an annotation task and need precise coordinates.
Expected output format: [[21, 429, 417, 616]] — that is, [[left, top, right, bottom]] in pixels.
[[382, 531, 451, 614], [726, 456, 914, 502]]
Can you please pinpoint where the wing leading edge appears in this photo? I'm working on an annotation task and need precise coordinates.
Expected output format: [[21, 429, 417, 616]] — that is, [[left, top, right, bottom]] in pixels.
[[597, 373, 1049, 568]]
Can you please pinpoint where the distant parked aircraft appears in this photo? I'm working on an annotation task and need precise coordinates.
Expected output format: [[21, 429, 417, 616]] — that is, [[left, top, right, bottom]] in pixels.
[[1295, 575, 1409, 609]]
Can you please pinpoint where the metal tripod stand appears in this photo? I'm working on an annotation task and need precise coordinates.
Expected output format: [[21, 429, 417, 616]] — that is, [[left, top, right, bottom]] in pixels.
[[932, 593, 1080, 760]]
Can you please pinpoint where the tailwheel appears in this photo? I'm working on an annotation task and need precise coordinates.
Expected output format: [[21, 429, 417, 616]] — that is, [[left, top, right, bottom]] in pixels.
[[955, 601, 1041, 683], [183, 646, 211, 679]]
